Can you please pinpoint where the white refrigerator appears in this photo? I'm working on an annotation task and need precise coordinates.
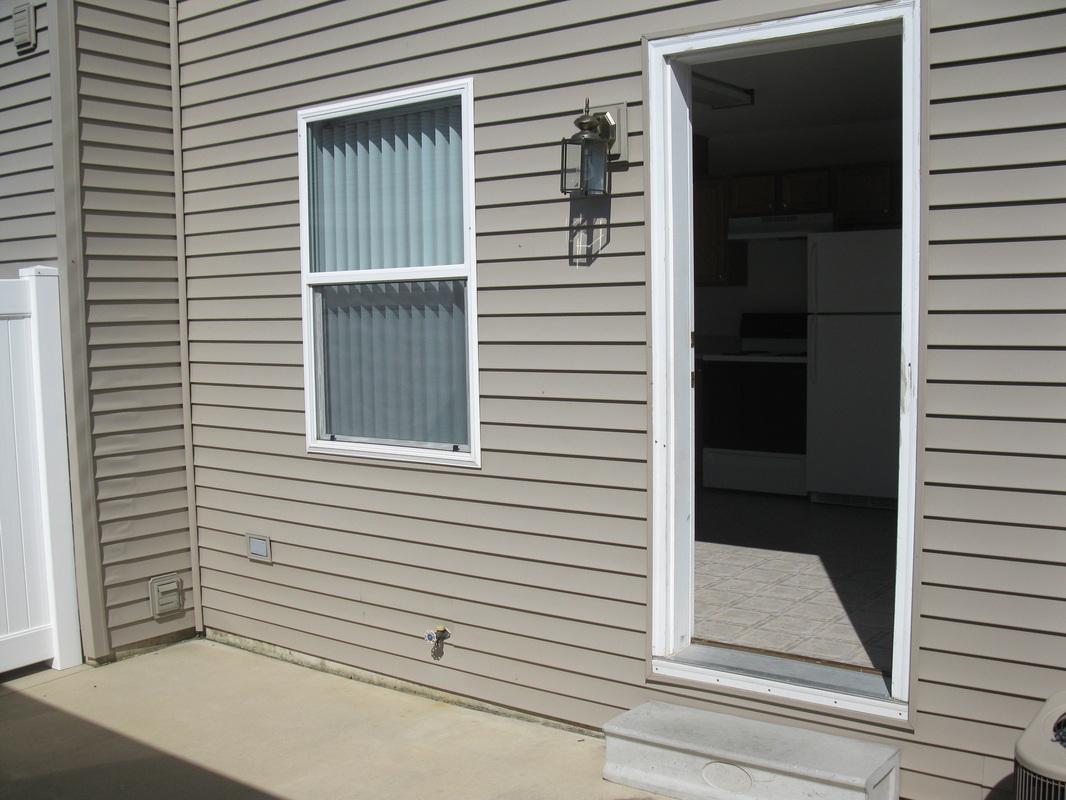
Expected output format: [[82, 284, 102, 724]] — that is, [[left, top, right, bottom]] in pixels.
[[806, 229, 901, 502]]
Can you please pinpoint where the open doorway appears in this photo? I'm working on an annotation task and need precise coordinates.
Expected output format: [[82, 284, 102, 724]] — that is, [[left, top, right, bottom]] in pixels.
[[648, 2, 919, 711], [691, 35, 902, 677]]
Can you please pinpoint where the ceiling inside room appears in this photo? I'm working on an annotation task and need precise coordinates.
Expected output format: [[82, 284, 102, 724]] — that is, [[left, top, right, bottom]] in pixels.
[[691, 34, 902, 173]]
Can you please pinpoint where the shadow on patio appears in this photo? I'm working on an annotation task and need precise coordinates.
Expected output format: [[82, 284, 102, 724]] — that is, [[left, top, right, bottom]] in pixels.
[[1, 690, 277, 800]]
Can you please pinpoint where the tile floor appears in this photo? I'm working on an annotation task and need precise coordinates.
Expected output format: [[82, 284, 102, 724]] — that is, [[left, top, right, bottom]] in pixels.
[[694, 489, 896, 672]]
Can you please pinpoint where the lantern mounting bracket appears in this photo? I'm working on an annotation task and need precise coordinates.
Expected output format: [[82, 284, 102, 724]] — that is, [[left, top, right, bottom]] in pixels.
[[589, 103, 628, 163]]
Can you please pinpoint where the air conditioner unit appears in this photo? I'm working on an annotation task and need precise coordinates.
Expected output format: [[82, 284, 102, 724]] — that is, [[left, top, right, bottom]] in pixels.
[[1016, 690, 1066, 800]]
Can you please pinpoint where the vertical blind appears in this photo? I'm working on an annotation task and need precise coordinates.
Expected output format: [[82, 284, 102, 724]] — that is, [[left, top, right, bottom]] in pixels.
[[306, 95, 470, 451], [317, 281, 469, 448], [309, 98, 464, 272]]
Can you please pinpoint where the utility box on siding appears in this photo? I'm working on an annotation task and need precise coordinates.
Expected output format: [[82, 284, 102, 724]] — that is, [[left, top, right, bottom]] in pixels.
[[604, 701, 900, 800]]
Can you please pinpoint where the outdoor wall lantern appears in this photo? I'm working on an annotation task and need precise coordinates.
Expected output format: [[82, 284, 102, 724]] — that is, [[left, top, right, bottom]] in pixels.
[[560, 99, 625, 195]]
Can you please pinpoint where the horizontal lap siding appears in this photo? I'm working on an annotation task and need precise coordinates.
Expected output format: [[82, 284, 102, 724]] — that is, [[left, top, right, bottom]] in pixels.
[[179, 0, 667, 735], [76, 1, 192, 647], [0, 2, 55, 277], [920, 2, 1066, 796], [177, 1, 1062, 798]]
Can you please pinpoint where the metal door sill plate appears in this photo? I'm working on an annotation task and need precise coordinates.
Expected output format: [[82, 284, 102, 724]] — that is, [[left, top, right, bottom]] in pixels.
[[672, 642, 891, 700]]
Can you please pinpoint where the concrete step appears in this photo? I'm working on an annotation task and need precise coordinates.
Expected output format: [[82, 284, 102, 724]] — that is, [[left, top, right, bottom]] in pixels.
[[603, 700, 899, 800]]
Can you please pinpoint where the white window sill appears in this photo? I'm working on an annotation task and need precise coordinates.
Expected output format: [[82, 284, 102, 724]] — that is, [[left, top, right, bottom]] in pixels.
[[307, 439, 481, 469]]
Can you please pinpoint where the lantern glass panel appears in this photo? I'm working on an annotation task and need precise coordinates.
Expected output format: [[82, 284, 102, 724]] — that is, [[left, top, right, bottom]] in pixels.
[[581, 136, 608, 194], [561, 138, 584, 193]]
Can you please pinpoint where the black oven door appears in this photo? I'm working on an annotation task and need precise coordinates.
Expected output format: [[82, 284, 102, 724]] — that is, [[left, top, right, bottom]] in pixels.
[[702, 360, 806, 455]]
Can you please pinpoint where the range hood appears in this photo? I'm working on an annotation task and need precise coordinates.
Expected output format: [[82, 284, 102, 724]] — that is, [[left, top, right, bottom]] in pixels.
[[728, 212, 834, 240]]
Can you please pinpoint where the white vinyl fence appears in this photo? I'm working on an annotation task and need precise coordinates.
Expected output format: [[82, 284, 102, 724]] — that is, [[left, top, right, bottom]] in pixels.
[[0, 267, 80, 672]]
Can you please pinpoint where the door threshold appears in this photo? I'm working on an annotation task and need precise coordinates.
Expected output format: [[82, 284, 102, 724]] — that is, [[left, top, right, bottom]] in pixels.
[[673, 642, 892, 700], [691, 637, 888, 677]]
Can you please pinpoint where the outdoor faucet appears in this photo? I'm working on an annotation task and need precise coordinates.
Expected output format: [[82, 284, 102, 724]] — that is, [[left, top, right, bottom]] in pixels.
[[425, 625, 451, 661]]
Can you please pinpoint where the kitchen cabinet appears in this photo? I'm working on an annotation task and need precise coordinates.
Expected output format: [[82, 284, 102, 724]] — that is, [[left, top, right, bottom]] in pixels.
[[726, 164, 898, 226], [729, 174, 776, 216], [780, 170, 830, 213], [694, 178, 746, 286], [729, 170, 830, 216], [834, 164, 898, 226]]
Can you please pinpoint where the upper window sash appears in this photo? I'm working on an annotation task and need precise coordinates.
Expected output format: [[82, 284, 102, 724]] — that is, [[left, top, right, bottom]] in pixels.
[[298, 78, 476, 280], [307, 96, 465, 273]]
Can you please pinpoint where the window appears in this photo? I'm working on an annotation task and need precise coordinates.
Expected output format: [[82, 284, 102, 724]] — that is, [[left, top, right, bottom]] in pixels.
[[298, 79, 480, 466]]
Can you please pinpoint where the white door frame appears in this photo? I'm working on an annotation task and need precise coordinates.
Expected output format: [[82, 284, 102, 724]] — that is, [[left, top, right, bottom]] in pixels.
[[647, 1, 920, 718], [0, 267, 81, 671]]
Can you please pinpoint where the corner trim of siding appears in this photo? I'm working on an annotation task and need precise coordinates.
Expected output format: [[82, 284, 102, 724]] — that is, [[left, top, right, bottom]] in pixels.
[[48, 0, 110, 661], [170, 0, 203, 633]]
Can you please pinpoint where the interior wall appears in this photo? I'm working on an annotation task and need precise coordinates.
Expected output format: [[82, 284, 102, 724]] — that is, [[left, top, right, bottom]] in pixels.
[[696, 237, 807, 337]]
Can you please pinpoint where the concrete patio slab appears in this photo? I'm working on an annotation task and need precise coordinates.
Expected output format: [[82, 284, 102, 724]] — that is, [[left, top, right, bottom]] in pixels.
[[0, 638, 664, 800]]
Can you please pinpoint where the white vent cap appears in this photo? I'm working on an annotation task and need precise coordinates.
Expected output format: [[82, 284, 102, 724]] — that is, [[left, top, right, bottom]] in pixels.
[[13, 4, 36, 53], [148, 573, 184, 619]]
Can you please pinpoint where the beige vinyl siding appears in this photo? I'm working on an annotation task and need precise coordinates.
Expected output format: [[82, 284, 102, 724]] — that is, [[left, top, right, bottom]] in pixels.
[[916, 2, 1066, 797], [180, 0, 652, 736], [75, 0, 192, 649], [0, 1, 55, 278], [176, 1, 1064, 798]]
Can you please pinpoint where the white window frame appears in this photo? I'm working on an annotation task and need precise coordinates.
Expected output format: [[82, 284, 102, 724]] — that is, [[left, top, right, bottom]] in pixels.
[[297, 78, 481, 468], [647, 1, 920, 719]]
